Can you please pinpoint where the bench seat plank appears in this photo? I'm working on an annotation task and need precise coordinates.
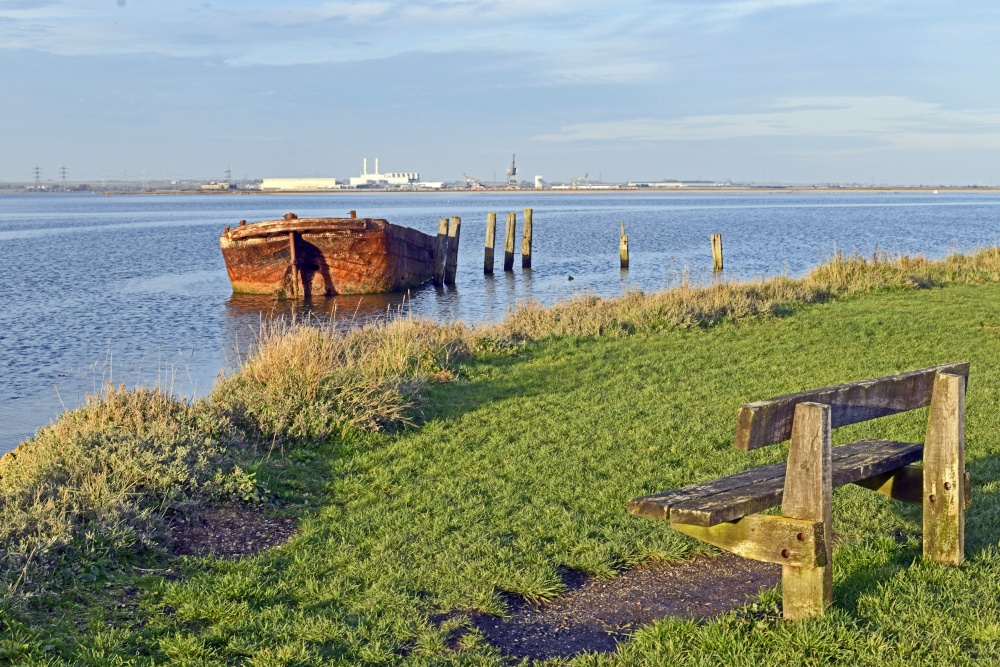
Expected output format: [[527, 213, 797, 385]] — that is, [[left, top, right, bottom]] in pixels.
[[629, 439, 923, 526], [735, 362, 969, 451], [629, 438, 890, 521]]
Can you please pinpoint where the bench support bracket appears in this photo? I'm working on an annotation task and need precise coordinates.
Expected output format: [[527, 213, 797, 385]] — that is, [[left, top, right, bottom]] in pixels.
[[670, 514, 825, 567], [855, 466, 971, 510]]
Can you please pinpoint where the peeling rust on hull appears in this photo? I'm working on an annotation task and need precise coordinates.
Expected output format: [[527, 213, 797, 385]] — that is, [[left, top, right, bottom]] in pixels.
[[220, 216, 437, 298]]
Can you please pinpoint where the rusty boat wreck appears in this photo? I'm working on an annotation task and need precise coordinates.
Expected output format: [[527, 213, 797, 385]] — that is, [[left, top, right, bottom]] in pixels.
[[220, 212, 438, 298]]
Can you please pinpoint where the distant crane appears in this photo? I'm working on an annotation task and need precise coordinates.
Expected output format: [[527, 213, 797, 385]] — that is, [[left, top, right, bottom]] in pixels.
[[506, 154, 518, 189], [571, 172, 589, 188], [463, 173, 484, 189]]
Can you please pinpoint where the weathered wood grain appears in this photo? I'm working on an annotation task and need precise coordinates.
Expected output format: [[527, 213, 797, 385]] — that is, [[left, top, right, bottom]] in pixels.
[[671, 515, 825, 567], [444, 216, 461, 286], [503, 212, 516, 272], [630, 438, 895, 521], [711, 233, 723, 272], [632, 439, 921, 526], [433, 218, 448, 287], [781, 402, 832, 619], [855, 466, 972, 508], [484, 212, 496, 275], [522, 208, 533, 269], [923, 372, 966, 565], [734, 362, 970, 451]]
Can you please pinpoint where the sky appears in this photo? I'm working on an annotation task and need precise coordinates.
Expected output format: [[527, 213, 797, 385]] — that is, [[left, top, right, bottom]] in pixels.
[[1, 0, 999, 185]]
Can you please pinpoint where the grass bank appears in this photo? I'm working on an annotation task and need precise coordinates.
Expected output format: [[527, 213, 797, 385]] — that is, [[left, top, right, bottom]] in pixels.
[[3, 249, 1000, 664]]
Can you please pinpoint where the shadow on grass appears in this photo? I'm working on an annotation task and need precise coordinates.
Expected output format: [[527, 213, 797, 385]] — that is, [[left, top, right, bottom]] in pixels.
[[418, 338, 598, 424], [833, 451, 1000, 618]]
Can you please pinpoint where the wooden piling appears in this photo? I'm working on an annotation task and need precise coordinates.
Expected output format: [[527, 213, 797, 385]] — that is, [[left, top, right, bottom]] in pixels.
[[711, 234, 723, 272], [503, 212, 516, 272], [433, 218, 448, 286], [522, 208, 533, 269], [288, 231, 298, 298], [484, 212, 496, 274], [619, 221, 629, 269], [445, 216, 461, 286]]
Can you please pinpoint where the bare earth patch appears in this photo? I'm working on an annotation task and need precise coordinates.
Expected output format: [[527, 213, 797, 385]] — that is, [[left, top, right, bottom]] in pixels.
[[473, 553, 779, 661], [169, 503, 297, 559]]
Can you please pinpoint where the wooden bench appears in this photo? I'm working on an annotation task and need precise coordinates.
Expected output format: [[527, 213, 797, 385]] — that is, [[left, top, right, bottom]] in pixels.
[[628, 363, 971, 620]]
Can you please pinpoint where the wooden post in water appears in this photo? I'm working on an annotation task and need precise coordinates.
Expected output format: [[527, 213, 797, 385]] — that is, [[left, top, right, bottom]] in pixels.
[[433, 218, 448, 286], [619, 221, 629, 269], [445, 216, 461, 285], [711, 234, 724, 272], [503, 212, 516, 272], [522, 208, 533, 269], [484, 212, 496, 274], [288, 231, 298, 298]]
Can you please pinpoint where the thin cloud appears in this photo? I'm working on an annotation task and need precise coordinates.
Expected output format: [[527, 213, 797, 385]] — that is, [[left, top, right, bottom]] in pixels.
[[0, 0, 844, 77], [537, 97, 1000, 150]]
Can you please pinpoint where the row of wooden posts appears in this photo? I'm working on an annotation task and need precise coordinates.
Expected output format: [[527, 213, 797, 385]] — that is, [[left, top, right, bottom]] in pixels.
[[432, 211, 726, 286], [484, 208, 533, 274], [432, 209, 536, 286]]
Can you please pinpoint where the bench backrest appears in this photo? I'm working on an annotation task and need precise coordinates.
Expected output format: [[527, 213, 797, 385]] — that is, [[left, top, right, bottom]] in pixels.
[[734, 362, 969, 451]]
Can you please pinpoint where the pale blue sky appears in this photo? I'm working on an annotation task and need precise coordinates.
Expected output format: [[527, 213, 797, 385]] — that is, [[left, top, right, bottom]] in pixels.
[[2, 0, 998, 184]]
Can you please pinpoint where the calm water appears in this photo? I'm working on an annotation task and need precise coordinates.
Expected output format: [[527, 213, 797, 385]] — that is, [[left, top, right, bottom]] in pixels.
[[2, 191, 999, 452]]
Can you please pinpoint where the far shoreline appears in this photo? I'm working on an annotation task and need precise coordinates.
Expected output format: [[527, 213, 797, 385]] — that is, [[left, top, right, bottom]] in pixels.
[[26, 186, 1000, 196]]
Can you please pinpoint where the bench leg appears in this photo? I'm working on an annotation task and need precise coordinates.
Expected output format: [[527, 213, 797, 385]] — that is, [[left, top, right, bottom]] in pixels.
[[781, 402, 833, 620], [923, 373, 966, 565]]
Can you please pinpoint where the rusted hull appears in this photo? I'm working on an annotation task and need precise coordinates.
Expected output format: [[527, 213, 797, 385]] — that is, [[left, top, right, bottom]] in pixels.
[[220, 217, 436, 297]]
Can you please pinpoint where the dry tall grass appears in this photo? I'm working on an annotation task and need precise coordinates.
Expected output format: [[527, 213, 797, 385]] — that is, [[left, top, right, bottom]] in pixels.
[[4, 247, 1000, 610], [501, 248, 1000, 339], [212, 316, 477, 443]]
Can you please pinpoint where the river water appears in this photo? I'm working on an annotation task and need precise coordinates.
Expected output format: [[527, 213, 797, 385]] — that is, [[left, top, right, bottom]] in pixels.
[[2, 191, 999, 452]]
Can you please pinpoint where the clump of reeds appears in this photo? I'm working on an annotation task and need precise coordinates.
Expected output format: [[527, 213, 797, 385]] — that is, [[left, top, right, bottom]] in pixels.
[[212, 316, 478, 443]]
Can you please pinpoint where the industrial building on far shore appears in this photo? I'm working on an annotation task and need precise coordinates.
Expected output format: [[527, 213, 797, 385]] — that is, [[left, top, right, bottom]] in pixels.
[[260, 158, 444, 191], [259, 177, 340, 191]]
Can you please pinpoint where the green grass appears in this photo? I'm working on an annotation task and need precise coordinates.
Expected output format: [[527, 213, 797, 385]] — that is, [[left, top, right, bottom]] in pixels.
[[7, 263, 1000, 664]]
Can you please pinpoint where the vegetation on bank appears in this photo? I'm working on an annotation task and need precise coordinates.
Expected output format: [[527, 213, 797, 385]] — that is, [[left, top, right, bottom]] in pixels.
[[3, 248, 1000, 664]]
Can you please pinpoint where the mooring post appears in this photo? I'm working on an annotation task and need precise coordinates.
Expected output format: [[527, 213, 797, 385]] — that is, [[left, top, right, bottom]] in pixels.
[[522, 208, 533, 269], [620, 221, 629, 269], [484, 212, 497, 274], [434, 218, 448, 286], [445, 216, 461, 285], [503, 212, 516, 272], [711, 233, 724, 272]]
